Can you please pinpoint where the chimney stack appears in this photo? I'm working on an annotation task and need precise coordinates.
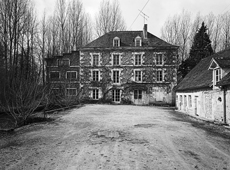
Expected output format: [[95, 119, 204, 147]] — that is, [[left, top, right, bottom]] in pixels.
[[143, 24, 147, 39]]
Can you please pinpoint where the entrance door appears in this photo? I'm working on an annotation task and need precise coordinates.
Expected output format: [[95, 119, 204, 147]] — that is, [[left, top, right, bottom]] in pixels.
[[134, 90, 142, 105], [112, 89, 121, 103]]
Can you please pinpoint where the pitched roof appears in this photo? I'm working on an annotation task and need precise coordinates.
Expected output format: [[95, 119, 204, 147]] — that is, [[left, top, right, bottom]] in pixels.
[[176, 56, 213, 91], [215, 58, 230, 68], [84, 31, 177, 48], [217, 72, 230, 86], [176, 48, 230, 91]]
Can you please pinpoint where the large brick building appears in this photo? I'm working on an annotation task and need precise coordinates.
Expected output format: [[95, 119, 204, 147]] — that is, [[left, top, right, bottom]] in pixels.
[[46, 51, 80, 97], [46, 25, 178, 105], [79, 25, 178, 105]]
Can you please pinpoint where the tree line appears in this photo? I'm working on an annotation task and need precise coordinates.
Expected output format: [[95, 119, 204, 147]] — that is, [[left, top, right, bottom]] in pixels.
[[161, 11, 230, 63], [0, 0, 126, 127]]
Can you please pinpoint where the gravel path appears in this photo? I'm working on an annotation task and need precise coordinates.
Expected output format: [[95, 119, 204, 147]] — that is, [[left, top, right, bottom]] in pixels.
[[0, 104, 230, 170]]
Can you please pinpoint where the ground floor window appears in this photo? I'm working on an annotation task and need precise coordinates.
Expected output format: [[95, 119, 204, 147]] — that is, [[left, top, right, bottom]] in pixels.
[[112, 89, 121, 102], [188, 95, 192, 107], [66, 88, 77, 96], [92, 89, 99, 100], [134, 90, 142, 99]]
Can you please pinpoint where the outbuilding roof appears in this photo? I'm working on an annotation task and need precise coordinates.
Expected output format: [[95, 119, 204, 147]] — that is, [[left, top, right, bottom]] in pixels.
[[176, 48, 230, 91], [217, 72, 230, 86]]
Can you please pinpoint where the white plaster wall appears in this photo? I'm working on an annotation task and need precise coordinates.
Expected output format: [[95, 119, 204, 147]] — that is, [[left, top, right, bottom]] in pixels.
[[176, 91, 215, 120], [212, 90, 224, 122], [176, 90, 228, 124], [226, 87, 230, 124]]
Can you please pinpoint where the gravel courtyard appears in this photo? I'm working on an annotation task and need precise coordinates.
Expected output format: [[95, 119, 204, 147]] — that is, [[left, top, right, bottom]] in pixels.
[[0, 104, 230, 170]]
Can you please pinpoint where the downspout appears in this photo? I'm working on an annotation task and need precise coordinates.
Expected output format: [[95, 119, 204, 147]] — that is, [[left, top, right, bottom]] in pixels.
[[223, 86, 227, 124]]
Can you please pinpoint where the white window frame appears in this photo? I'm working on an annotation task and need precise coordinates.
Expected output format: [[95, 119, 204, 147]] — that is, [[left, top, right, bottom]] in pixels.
[[113, 37, 120, 47], [66, 88, 77, 96], [156, 69, 163, 82], [90, 53, 100, 66], [50, 71, 60, 79], [155, 52, 164, 65], [112, 69, 120, 84], [188, 95, 192, 107], [112, 53, 121, 66], [66, 71, 77, 79], [133, 52, 144, 66], [214, 68, 222, 84], [92, 69, 100, 81], [112, 89, 121, 102], [92, 88, 99, 100], [134, 69, 142, 82], [135, 36, 142, 47]]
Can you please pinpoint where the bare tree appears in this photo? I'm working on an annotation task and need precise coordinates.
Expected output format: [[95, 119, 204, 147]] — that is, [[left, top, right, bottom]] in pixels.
[[95, 0, 126, 37], [221, 12, 230, 50], [161, 11, 191, 62]]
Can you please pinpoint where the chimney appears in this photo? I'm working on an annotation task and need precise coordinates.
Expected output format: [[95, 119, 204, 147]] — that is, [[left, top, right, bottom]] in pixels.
[[143, 24, 147, 39]]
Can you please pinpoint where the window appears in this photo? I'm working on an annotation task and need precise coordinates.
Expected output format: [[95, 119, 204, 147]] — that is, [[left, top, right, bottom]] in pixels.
[[50, 72, 59, 79], [92, 89, 99, 100], [135, 54, 142, 65], [135, 36, 142, 46], [215, 69, 221, 83], [92, 54, 99, 66], [66, 71, 77, 79], [66, 88, 77, 96], [184, 95, 187, 107], [113, 54, 120, 65], [92, 70, 99, 81], [134, 90, 142, 99], [112, 89, 120, 102], [113, 37, 120, 47], [189, 95, 192, 107], [156, 53, 163, 65], [156, 70, 163, 82], [58, 59, 69, 66], [135, 70, 142, 82], [113, 70, 120, 83]]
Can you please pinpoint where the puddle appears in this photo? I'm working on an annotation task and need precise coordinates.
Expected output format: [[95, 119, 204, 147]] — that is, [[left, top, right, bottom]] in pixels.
[[134, 124, 156, 128], [89, 130, 149, 145]]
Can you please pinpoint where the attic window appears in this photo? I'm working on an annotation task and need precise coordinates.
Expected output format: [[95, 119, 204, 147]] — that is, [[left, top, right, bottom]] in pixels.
[[135, 36, 142, 47], [113, 37, 120, 47]]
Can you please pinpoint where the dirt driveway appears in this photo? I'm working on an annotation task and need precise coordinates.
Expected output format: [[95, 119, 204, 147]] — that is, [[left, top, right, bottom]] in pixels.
[[0, 104, 230, 170]]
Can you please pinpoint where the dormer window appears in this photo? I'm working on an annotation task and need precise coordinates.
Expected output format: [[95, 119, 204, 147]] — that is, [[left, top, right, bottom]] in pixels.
[[113, 37, 120, 47], [215, 68, 222, 83], [208, 58, 223, 88], [135, 36, 142, 47]]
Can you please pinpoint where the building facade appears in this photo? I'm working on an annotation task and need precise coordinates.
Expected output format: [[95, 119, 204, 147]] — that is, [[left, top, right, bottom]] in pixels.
[[176, 49, 230, 125], [46, 51, 80, 98], [79, 25, 178, 105]]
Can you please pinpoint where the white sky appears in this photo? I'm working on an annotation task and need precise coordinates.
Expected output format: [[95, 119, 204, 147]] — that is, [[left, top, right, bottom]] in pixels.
[[34, 0, 230, 37]]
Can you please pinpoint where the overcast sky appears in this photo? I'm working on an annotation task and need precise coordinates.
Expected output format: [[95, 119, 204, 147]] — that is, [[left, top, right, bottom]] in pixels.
[[34, 0, 230, 37]]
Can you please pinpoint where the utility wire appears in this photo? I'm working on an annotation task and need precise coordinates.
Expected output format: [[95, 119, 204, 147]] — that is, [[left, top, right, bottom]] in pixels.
[[129, 0, 150, 29]]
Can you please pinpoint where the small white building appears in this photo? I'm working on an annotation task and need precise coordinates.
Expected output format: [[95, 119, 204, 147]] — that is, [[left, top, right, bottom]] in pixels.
[[175, 49, 230, 125]]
